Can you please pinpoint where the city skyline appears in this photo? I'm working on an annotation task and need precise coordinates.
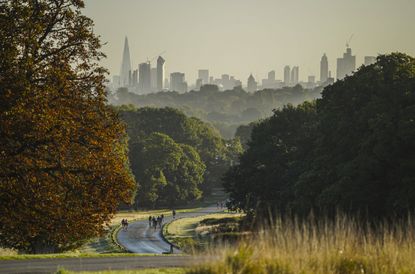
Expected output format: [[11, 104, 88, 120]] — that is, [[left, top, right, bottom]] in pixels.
[[84, 0, 415, 84], [112, 36, 373, 93]]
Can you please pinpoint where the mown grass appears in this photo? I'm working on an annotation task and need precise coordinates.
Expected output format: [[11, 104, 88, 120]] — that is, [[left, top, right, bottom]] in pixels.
[[164, 213, 244, 252], [0, 188, 225, 258], [186, 215, 415, 274], [0, 252, 176, 261], [57, 268, 186, 274]]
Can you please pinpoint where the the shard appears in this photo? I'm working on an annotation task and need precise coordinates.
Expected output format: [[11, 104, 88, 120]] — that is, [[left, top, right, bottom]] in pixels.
[[120, 36, 132, 87]]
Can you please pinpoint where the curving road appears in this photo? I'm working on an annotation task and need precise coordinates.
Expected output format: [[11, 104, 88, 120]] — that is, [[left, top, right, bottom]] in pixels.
[[117, 205, 221, 254]]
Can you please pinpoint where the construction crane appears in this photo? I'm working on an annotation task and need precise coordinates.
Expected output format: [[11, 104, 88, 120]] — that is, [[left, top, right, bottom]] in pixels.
[[346, 34, 354, 48], [146, 50, 167, 64]]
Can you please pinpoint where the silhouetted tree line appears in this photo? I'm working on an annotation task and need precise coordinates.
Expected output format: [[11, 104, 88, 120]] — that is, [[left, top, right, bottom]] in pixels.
[[110, 84, 322, 138], [224, 53, 415, 220], [116, 107, 242, 208]]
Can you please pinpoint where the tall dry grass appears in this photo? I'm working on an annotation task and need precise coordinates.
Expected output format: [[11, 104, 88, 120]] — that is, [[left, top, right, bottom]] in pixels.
[[188, 214, 415, 274]]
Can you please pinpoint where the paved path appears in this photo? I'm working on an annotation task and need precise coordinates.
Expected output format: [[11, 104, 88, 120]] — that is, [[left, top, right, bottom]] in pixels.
[[0, 255, 201, 274], [0, 206, 223, 274], [117, 205, 221, 254]]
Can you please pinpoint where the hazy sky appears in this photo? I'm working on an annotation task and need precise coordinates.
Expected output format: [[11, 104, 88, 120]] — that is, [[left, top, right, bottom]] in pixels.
[[84, 0, 415, 84]]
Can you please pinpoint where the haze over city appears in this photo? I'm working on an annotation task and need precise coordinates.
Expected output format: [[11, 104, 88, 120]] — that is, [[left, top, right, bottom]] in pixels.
[[2, 1, 415, 272], [84, 0, 415, 84]]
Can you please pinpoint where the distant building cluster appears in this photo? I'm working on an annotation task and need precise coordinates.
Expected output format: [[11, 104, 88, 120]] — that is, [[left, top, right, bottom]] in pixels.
[[111, 37, 169, 94], [110, 36, 377, 94]]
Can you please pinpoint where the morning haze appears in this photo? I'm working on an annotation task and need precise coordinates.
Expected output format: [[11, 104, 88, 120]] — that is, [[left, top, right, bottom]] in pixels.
[[84, 0, 415, 83], [2, 0, 415, 271]]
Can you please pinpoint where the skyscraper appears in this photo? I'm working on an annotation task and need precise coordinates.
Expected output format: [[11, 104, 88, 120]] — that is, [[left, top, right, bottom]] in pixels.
[[139, 62, 151, 93], [291, 66, 299, 85], [170, 72, 187, 93], [284, 66, 291, 86], [268, 70, 276, 82], [198, 70, 209, 85], [131, 69, 138, 87], [337, 47, 356, 80], [150, 68, 157, 90], [320, 53, 329, 83], [262, 70, 276, 89], [157, 56, 165, 91], [247, 74, 257, 93], [119, 37, 132, 87], [195, 78, 203, 90]]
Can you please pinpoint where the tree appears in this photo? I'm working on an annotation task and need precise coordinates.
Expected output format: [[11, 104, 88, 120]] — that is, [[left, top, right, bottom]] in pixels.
[[111, 83, 323, 138], [131, 133, 205, 207], [119, 107, 232, 195], [234, 122, 258, 150], [0, 0, 136, 253], [304, 53, 415, 218], [224, 53, 415, 221], [223, 102, 317, 217]]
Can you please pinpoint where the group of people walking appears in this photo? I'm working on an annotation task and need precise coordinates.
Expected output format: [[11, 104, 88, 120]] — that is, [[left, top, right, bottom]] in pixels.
[[148, 214, 164, 230], [121, 218, 129, 231], [121, 210, 178, 233]]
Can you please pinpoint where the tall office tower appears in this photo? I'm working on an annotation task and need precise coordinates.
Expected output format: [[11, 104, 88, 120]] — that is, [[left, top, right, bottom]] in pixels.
[[320, 53, 329, 83], [157, 56, 165, 91], [119, 37, 132, 87], [364, 56, 376, 66], [284, 65, 291, 86], [150, 68, 157, 90], [164, 78, 170, 90], [170, 72, 187, 93], [337, 47, 356, 80], [222, 74, 233, 90], [268, 70, 276, 81], [247, 74, 257, 93], [291, 66, 299, 85], [139, 62, 151, 93], [262, 70, 276, 89], [131, 69, 138, 87], [196, 78, 203, 90], [198, 69, 209, 85]]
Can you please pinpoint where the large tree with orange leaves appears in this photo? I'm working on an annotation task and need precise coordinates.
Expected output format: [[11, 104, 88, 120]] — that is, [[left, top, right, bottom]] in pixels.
[[0, 0, 136, 253]]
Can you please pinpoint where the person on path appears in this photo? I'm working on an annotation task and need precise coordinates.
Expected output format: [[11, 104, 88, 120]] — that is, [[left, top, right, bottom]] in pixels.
[[124, 219, 129, 231], [148, 216, 152, 227], [157, 216, 162, 228], [152, 217, 158, 230], [172, 209, 176, 219]]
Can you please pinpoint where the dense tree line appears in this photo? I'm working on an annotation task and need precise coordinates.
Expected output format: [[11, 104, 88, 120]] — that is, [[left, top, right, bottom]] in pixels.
[[111, 84, 322, 138], [224, 53, 415, 220], [0, 0, 136, 253], [117, 106, 242, 207]]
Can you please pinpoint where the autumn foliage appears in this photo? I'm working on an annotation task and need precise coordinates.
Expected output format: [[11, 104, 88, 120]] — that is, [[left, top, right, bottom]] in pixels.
[[0, 0, 136, 253]]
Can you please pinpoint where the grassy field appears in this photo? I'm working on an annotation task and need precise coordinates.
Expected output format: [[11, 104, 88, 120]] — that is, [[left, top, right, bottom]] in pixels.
[[57, 268, 186, 274], [0, 188, 227, 258], [0, 208, 202, 258], [186, 215, 415, 274], [164, 213, 244, 252], [0, 252, 175, 261]]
